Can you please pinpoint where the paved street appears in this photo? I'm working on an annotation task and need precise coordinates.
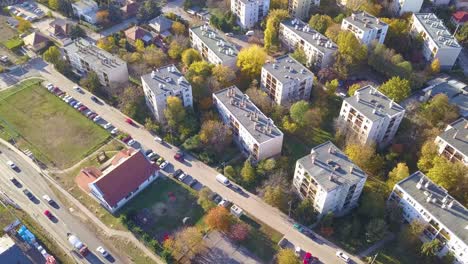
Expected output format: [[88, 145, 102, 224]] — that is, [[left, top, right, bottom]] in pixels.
[[0, 143, 123, 264], [32, 59, 364, 264]]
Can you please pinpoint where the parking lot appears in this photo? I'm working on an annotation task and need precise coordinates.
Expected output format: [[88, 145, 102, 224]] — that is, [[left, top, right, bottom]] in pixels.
[[6, 1, 45, 22]]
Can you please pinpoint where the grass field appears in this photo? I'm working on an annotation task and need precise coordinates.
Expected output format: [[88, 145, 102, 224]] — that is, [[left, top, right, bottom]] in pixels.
[[0, 79, 110, 169]]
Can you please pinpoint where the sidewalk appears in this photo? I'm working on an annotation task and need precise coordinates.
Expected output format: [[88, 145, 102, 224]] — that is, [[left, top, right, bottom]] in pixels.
[[358, 233, 395, 258]]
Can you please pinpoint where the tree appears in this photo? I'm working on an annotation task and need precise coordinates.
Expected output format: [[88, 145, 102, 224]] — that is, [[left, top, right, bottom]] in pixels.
[[264, 9, 289, 51], [347, 83, 361, 96], [291, 47, 307, 65], [199, 120, 232, 153], [198, 187, 216, 211], [172, 21, 186, 35], [430, 58, 440, 74], [365, 218, 388, 243], [205, 207, 232, 232], [237, 45, 267, 79], [289, 101, 309, 126], [137, 0, 161, 22], [421, 239, 441, 258], [398, 220, 426, 248], [240, 159, 256, 184], [43, 46, 61, 65], [70, 25, 86, 40], [387, 163, 409, 190], [246, 86, 274, 114], [212, 65, 236, 87], [345, 143, 384, 177], [96, 37, 116, 52], [303, 108, 323, 129], [263, 186, 287, 210], [277, 248, 301, 264], [96, 10, 110, 25], [379, 76, 411, 103], [417, 141, 438, 172], [325, 79, 339, 95], [135, 39, 145, 53], [295, 199, 316, 225], [143, 46, 168, 67], [308, 14, 333, 34], [16, 17, 31, 33], [229, 223, 250, 242], [456, 23, 468, 45], [181, 48, 202, 67], [420, 94, 459, 127], [164, 96, 186, 130], [224, 165, 237, 179], [163, 227, 205, 259], [270, 0, 288, 9], [427, 157, 468, 204], [49, 0, 59, 10], [168, 40, 186, 60], [79, 71, 101, 93], [335, 31, 367, 77]]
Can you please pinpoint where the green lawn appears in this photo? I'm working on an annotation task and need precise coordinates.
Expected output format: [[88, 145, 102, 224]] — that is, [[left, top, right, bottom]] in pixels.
[[374, 240, 425, 264], [0, 79, 110, 168], [1, 37, 23, 50]]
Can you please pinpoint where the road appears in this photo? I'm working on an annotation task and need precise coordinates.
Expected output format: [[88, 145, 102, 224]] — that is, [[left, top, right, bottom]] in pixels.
[[0, 143, 123, 264], [32, 59, 363, 264]]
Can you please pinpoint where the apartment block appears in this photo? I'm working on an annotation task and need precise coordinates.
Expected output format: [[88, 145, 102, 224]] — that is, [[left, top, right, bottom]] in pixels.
[[390, 0, 423, 15], [411, 13, 462, 70], [279, 19, 337, 69], [434, 118, 468, 166], [338, 85, 405, 147], [341, 12, 388, 46], [388, 172, 468, 264], [212, 86, 283, 161], [189, 25, 239, 68], [141, 64, 193, 122], [288, 0, 320, 20], [63, 38, 129, 88], [231, 0, 270, 29], [260, 54, 314, 105], [293, 141, 367, 216]]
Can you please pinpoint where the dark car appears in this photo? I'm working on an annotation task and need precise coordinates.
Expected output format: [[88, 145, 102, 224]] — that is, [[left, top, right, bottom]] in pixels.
[[91, 96, 100, 103], [145, 149, 153, 156], [188, 179, 198, 188], [10, 177, 21, 188], [122, 136, 132, 143], [230, 185, 243, 194], [172, 169, 183, 179], [174, 150, 184, 161], [150, 154, 160, 161], [23, 189, 34, 200], [209, 192, 222, 203], [44, 210, 53, 220]]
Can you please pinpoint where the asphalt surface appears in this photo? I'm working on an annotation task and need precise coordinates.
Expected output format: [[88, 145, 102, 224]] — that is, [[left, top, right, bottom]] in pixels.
[[0, 144, 122, 264], [33, 59, 364, 264]]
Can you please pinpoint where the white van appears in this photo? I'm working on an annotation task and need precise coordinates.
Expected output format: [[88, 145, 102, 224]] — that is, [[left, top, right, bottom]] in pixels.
[[245, 30, 254, 36], [216, 174, 230, 186]]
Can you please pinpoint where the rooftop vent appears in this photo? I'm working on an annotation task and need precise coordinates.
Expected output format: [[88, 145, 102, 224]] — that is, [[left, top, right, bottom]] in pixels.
[[356, 91, 360, 102]]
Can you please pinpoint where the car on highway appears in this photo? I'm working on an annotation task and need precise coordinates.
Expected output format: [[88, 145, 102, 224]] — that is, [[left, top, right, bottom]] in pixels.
[[10, 177, 21, 187], [188, 178, 198, 188], [178, 172, 188, 182], [336, 251, 350, 263], [171, 169, 183, 179], [96, 246, 109, 257], [159, 161, 168, 170], [43, 210, 53, 220], [7, 160, 18, 170], [174, 150, 184, 161], [23, 189, 34, 200]]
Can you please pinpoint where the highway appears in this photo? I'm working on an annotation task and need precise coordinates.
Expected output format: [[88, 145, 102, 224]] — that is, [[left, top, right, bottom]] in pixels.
[[33, 59, 364, 264], [0, 144, 123, 264]]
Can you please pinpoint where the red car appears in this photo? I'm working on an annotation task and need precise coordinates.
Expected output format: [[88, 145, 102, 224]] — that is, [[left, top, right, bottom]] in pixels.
[[174, 150, 184, 161], [122, 136, 132, 143], [125, 118, 134, 125], [78, 106, 88, 112], [44, 210, 53, 219], [303, 252, 318, 264]]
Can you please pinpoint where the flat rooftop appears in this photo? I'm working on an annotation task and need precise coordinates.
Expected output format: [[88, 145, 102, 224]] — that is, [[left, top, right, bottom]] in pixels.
[[413, 13, 461, 49], [213, 86, 283, 144], [343, 11, 387, 30], [281, 18, 337, 54], [141, 64, 191, 96], [297, 141, 367, 191], [0, 235, 33, 264], [263, 54, 313, 84], [438, 118, 468, 157], [64, 38, 126, 71], [397, 172, 468, 245], [344, 85, 405, 121], [190, 25, 238, 63]]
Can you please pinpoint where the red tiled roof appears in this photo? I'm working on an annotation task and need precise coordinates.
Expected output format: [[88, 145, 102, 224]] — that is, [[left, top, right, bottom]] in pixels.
[[124, 26, 151, 41], [93, 148, 158, 207], [76, 167, 102, 193], [452, 11, 468, 23]]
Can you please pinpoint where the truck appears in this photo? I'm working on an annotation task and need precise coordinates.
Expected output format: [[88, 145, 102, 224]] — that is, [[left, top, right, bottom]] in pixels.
[[67, 234, 89, 256], [216, 174, 230, 186]]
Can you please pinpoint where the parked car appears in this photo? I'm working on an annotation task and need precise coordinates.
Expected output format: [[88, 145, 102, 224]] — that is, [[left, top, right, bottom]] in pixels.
[[174, 150, 184, 161], [295, 246, 301, 256], [230, 185, 243, 194], [91, 96, 100, 104], [125, 118, 134, 125], [127, 139, 136, 146], [336, 251, 350, 263], [73, 85, 83, 93], [46, 83, 54, 89], [172, 169, 183, 179], [93, 115, 101, 122], [104, 122, 112, 129], [145, 149, 153, 156], [10, 177, 21, 187], [42, 194, 54, 204], [96, 246, 109, 257], [7, 160, 17, 170], [178, 173, 188, 182], [74, 102, 82, 109], [78, 106, 87, 112], [303, 252, 318, 264], [150, 153, 160, 162], [0, 55, 9, 63], [23, 189, 34, 200], [245, 30, 254, 36], [293, 223, 304, 233], [218, 199, 232, 208], [43, 210, 53, 220], [159, 161, 168, 170], [156, 157, 165, 165], [69, 100, 77, 107], [154, 136, 162, 143], [188, 178, 198, 188], [111, 128, 118, 135], [147, 152, 157, 159], [121, 136, 131, 143], [225, 32, 234, 37]]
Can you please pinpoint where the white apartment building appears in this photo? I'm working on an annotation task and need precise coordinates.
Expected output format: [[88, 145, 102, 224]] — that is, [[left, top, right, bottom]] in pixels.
[[341, 12, 388, 46], [411, 13, 462, 70], [231, 0, 270, 29], [141, 64, 193, 123], [279, 18, 337, 69], [189, 25, 239, 68], [288, 0, 320, 20], [63, 38, 129, 88], [388, 172, 468, 264], [213, 86, 284, 161], [72, 0, 98, 24], [429, 0, 451, 6], [338, 85, 405, 147], [434, 118, 468, 166], [293, 141, 367, 216], [390, 0, 423, 15], [260, 54, 314, 105]]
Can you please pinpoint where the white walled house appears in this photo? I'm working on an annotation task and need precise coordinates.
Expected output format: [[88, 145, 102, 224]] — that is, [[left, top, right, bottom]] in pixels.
[[341, 12, 388, 46], [411, 13, 462, 70], [288, 0, 320, 20], [434, 118, 468, 166], [231, 0, 270, 29], [388, 172, 468, 264], [141, 65, 193, 123], [189, 25, 239, 68], [84, 149, 159, 213], [72, 0, 98, 24], [260, 54, 314, 105], [338, 85, 405, 147], [63, 38, 129, 88], [279, 19, 337, 69], [213, 86, 283, 161], [293, 141, 367, 216]]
